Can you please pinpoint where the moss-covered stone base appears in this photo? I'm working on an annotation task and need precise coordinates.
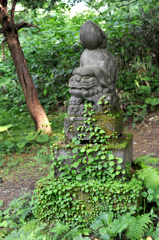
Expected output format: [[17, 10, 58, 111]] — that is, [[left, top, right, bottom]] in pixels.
[[54, 133, 133, 177], [64, 111, 123, 142], [34, 176, 143, 224]]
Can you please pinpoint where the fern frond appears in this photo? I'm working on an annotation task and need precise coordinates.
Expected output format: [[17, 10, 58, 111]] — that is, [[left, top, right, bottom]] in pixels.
[[126, 214, 152, 240], [4, 220, 47, 240], [137, 167, 159, 191], [50, 222, 70, 240]]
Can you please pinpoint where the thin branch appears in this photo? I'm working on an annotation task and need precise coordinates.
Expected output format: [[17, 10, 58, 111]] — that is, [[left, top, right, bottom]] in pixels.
[[2, 33, 4, 61], [93, 6, 103, 16], [118, 0, 138, 8], [0, 28, 3, 33], [16, 22, 39, 30], [11, 0, 17, 20]]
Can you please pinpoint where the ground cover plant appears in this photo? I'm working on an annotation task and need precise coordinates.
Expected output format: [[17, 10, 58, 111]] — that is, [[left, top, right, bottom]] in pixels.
[[1, 127, 159, 239], [1, 101, 159, 239]]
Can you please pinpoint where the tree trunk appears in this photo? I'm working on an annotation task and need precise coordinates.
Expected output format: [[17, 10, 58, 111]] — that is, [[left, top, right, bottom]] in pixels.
[[0, 4, 52, 134]]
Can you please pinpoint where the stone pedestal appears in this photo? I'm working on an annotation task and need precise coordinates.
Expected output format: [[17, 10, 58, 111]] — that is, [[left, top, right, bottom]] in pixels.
[[64, 111, 123, 142], [54, 133, 133, 177]]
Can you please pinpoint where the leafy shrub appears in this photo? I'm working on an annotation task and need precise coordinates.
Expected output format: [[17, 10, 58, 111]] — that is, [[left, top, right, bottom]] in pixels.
[[33, 149, 143, 226], [90, 212, 153, 240], [126, 214, 152, 240]]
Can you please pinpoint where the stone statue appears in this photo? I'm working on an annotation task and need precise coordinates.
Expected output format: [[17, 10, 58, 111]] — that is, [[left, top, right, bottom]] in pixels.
[[68, 20, 120, 116]]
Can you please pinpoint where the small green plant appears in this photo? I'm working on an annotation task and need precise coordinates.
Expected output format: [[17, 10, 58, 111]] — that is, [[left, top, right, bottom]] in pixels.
[[0, 193, 34, 238], [146, 221, 159, 239], [135, 156, 159, 214], [90, 212, 132, 239], [90, 212, 153, 240], [125, 214, 152, 240], [33, 146, 53, 164], [49, 222, 90, 240], [0, 124, 13, 138], [17, 131, 49, 149]]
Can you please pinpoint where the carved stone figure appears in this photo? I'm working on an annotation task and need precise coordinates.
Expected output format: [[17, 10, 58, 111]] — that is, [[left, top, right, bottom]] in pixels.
[[68, 20, 120, 116]]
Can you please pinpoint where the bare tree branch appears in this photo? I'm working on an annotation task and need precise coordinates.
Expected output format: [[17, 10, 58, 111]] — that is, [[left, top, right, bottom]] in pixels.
[[93, 6, 103, 17], [118, 0, 138, 8], [2, 33, 5, 61], [11, 0, 17, 20], [16, 22, 39, 30]]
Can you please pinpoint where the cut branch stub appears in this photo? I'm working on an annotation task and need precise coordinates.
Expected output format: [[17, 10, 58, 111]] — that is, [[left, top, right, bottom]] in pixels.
[[16, 22, 39, 31]]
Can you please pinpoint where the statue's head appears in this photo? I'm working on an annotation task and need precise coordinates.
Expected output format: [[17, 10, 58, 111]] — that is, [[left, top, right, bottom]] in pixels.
[[80, 20, 107, 50]]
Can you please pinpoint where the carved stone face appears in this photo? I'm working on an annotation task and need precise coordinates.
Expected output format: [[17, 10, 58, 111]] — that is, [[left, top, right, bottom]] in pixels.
[[69, 73, 102, 101], [69, 74, 98, 90]]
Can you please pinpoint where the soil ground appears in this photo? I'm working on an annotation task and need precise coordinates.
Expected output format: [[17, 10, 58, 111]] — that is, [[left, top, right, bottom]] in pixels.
[[1, 111, 159, 211]]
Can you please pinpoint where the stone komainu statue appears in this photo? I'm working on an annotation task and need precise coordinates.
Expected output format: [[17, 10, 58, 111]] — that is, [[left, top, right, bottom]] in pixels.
[[68, 20, 120, 116]]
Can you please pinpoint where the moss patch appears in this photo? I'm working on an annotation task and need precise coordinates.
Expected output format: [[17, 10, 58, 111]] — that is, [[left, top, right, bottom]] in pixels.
[[54, 133, 132, 151], [95, 110, 123, 136]]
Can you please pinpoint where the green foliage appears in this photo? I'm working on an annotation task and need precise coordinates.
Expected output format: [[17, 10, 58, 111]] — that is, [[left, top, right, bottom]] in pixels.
[[0, 124, 12, 133], [3, 219, 47, 240], [0, 193, 34, 238], [137, 165, 159, 191], [20, 0, 50, 10], [137, 166, 159, 208], [33, 174, 142, 226], [1, 0, 159, 125], [135, 153, 159, 167], [90, 211, 153, 240], [49, 222, 90, 240], [0, 124, 13, 139], [145, 97, 159, 106], [17, 132, 49, 149], [84, 0, 159, 124], [33, 146, 53, 164], [135, 155, 159, 214], [33, 102, 142, 226], [0, 108, 65, 154], [146, 222, 159, 240], [33, 135, 142, 225], [91, 212, 132, 239], [126, 214, 152, 240], [1, 1, 159, 239], [0, 7, 82, 117]]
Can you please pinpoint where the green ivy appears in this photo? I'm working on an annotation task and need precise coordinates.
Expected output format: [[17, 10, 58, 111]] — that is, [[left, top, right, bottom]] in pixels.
[[33, 102, 143, 226], [33, 174, 142, 226]]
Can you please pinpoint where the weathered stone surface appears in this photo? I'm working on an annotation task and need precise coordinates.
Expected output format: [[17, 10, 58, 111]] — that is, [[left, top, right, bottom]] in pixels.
[[64, 111, 123, 142], [61, 20, 133, 170], [68, 20, 119, 116], [79, 20, 107, 50], [68, 104, 84, 117], [54, 133, 133, 177]]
